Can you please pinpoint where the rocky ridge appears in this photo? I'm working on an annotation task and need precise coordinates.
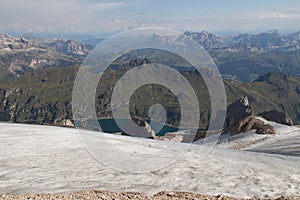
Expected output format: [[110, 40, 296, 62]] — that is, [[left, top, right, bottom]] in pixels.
[[184, 30, 300, 52], [184, 31, 224, 50], [0, 34, 91, 78]]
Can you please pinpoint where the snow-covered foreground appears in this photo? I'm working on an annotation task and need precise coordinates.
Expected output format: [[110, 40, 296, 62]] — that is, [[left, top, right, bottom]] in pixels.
[[0, 122, 299, 198]]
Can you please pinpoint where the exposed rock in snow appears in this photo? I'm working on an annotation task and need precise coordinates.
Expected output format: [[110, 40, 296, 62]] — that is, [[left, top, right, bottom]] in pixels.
[[122, 117, 156, 139], [208, 117, 300, 156], [225, 96, 253, 128], [54, 119, 75, 128], [224, 116, 276, 135], [258, 110, 293, 126]]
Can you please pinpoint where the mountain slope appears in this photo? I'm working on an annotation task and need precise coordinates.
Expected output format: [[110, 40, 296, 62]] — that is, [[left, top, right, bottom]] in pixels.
[[0, 65, 299, 127], [224, 72, 300, 123], [210, 49, 300, 82]]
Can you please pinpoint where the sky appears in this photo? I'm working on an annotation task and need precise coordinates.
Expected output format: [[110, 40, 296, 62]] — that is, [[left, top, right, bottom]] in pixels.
[[1, 0, 300, 38]]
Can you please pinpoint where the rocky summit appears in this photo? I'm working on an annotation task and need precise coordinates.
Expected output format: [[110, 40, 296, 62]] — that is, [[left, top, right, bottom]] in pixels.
[[225, 96, 253, 128]]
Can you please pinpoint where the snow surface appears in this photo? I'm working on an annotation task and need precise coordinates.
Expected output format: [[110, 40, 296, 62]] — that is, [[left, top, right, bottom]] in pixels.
[[215, 117, 300, 156], [0, 122, 299, 198]]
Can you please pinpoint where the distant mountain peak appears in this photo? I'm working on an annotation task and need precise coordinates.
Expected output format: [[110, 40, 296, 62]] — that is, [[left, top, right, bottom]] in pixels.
[[184, 31, 224, 50]]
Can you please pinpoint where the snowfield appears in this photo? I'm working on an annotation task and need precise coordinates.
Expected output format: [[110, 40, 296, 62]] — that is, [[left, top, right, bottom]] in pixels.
[[0, 122, 299, 198], [215, 117, 300, 156]]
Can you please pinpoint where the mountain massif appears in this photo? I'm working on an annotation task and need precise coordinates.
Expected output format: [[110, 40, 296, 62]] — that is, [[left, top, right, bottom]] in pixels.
[[2, 31, 300, 82], [0, 34, 91, 81], [0, 31, 300, 129], [185, 30, 300, 52]]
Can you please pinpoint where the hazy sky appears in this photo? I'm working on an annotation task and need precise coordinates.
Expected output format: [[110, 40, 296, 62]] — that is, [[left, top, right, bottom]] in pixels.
[[1, 0, 300, 36]]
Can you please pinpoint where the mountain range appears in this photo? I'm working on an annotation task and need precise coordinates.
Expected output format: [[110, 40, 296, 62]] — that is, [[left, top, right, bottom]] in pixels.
[[185, 30, 300, 52], [0, 34, 92, 81], [0, 30, 300, 128], [2, 30, 300, 82]]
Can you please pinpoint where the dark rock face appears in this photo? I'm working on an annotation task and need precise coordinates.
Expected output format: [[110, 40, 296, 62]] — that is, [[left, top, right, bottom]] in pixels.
[[224, 96, 276, 135], [225, 116, 276, 135], [258, 110, 293, 126], [256, 124, 276, 134], [129, 58, 150, 67], [225, 96, 253, 128]]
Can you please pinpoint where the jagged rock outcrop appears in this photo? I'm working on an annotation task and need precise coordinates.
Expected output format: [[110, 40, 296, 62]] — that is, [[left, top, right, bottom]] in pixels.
[[224, 96, 276, 135], [258, 110, 293, 126], [225, 96, 253, 128], [122, 117, 156, 139], [225, 116, 276, 135], [184, 31, 224, 50], [129, 58, 150, 67], [46, 39, 91, 55]]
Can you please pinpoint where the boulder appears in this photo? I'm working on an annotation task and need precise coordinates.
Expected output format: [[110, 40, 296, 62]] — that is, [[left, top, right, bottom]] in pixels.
[[122, 117, 156, 139], [256, 124, 276, 135], [225, 116, 276, 135], [225, 96, 253, 127], [54, 119, 75, 128], [258, 110, 293, 126]]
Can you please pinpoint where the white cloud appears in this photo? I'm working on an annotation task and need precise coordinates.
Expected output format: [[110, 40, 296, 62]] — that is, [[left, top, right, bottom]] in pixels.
[[0, 0, 300, 34], [0, 0, 124, 32], [249, 11, 300, 19]]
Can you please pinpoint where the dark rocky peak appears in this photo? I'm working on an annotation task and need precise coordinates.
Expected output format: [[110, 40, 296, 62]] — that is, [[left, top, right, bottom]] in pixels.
[[129, 58, 150, 67], [224, 97, 277, 135], [225, 96, 253, 127]]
